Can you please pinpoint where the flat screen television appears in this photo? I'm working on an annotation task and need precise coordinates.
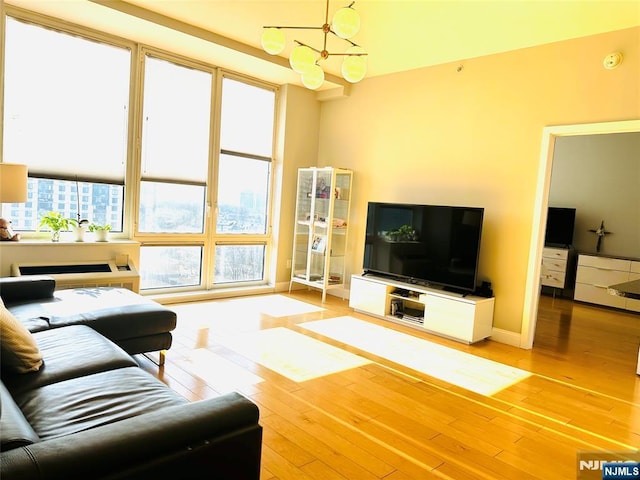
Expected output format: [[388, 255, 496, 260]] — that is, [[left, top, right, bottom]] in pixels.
[[362, 202, 484, 293], [545, 207, 576, 246]]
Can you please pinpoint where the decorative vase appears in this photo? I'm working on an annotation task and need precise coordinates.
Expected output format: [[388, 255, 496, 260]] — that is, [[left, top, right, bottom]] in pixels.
[[51, 230, 61, 242], [94, 230, 108, 242]]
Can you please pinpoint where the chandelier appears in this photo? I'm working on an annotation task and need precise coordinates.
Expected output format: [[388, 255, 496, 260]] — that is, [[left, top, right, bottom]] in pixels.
[[261, 0, 367, 90]]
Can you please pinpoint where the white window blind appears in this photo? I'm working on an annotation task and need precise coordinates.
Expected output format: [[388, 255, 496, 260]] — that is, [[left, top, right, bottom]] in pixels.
[[141, 55, 212, 185], [3, 17, 130, 183], [220, 77, 275, 158]]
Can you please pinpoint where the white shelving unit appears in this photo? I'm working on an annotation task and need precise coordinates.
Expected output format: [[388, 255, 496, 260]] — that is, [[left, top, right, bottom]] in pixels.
[[349, 274, 495, 344], [289, 167, 352, 302]]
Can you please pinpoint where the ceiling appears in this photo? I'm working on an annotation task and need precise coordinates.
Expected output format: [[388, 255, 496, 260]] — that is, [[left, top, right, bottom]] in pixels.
[[5, 0, 640, 90]]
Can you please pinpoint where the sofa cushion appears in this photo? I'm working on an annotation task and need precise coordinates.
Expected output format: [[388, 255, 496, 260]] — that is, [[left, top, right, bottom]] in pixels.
[[2, 302, 51, 333], [3, 325, 137, 395], [8, 287, 176, 340], [0, 276, 55, 306], [0, 381, 40, 451], [14, 367, 187, 441], [0, 301, 43, 374]]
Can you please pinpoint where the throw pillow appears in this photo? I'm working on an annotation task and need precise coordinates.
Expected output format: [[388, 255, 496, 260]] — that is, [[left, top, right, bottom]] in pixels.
[[0, 303, 43, 373]]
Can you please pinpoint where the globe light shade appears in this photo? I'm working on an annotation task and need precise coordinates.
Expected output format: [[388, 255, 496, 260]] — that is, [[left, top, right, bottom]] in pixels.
[[301, 64, 325, 90], [289, 45, 316, 73], [332, 7, 360, 39], [261, 28, 286, 55], [342, 46, 367, 83]]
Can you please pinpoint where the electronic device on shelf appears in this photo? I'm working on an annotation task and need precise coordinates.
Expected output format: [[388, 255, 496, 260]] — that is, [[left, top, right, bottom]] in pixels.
[[362, 202, 484, 294], [545, 206, 576, 246]]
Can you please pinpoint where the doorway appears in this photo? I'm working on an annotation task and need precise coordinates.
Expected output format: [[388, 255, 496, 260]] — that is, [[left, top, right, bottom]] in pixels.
[[521, 119, 640, 349]]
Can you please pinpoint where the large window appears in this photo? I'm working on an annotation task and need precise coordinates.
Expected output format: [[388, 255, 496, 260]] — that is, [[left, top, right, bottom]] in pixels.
[[2, 11, 278, 293], [213, 77, 275, 284], [137, 55, 211, 290], [2, 17, 129, 230]]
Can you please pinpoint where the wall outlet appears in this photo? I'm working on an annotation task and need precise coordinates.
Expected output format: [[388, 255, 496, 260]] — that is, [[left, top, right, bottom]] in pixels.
[[286, 259, 292, 269]]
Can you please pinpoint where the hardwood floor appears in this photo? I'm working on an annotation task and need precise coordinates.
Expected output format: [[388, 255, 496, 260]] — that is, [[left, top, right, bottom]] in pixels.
[[138, 291, 640, 479]]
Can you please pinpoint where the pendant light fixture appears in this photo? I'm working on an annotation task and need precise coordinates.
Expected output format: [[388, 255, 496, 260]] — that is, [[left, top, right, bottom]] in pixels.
[[261, 0, 367, 90]]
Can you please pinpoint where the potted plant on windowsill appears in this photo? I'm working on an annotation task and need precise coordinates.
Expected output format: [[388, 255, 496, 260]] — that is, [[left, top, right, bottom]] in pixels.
[[88, 222, 112, 242], [72, 218, 90, 242], [39, 211, 73, 242]]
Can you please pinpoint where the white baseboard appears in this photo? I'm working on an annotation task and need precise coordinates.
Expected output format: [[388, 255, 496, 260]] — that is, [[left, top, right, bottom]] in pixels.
[[489, 328, 523, 348]]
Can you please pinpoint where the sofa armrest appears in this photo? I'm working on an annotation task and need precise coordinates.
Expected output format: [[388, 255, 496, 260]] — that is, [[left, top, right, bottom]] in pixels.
[[0, 392, 262, 480], [0, 276, 56, 305]]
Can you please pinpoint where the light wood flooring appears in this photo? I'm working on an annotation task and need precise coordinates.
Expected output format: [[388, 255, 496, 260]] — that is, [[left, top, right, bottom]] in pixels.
[[138, 291, 640, 479]]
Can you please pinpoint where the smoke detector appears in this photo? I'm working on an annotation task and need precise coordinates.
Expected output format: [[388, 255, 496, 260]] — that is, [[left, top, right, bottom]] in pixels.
[[603, 52, 623, 70]]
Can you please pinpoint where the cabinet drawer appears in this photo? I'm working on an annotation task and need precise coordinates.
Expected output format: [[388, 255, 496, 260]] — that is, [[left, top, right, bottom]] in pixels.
[[574, 283, 627, 309], [543, 247, 568, 260], [542, 272, 566, 288], [631, 261, 640, 275], [576, 266, 629, 287], [578, 255, 631, 271], [542, 257, 567, 272]]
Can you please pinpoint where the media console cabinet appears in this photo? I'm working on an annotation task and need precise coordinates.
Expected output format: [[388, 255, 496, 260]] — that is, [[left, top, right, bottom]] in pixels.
[[349, 274, 495, 344]]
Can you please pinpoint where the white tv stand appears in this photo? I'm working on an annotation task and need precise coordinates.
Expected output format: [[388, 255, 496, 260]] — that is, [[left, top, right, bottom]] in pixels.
[[349, 274, 495, 344]]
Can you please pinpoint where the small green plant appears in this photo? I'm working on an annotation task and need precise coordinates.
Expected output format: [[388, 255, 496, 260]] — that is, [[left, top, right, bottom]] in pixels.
[[88, 223, 112, 232], [39, 211, 72, 232], [39, 211, 74, 241], [38, 212, 72, 242]]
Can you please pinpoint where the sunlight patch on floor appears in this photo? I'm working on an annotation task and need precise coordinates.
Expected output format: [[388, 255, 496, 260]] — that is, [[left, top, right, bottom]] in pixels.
[[218, 327, 371, 382], [176, 348, 264, 393], [225, 294, 326, 317], [301, 316, 531, 396]]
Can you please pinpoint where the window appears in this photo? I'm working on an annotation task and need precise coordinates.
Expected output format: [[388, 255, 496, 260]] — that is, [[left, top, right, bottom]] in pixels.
[[217, 154, 270, 234], [140, 246, 202, 289], [213, 77, 275, 284], [8, 178, 124, 231], [138, 55, 211, 234], [2, 12, 278, 294], [137, 54, 212, 290], [2, 16, 129, 230], [214, 245, 265, 284]]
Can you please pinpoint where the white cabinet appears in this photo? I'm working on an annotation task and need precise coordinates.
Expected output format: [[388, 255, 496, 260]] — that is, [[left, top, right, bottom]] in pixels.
[[348, 275, 387, 316], [626, 261, 640, 312], [349, 274, 494, 344], [290, 167, 352, 302], [574, 254, 640, 311], [541, 247, 569, 288], [540, 246, 577, 297]]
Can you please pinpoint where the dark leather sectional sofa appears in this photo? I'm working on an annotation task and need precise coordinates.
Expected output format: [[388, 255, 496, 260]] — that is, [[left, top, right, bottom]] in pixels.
[[0, 276, 262, 479]]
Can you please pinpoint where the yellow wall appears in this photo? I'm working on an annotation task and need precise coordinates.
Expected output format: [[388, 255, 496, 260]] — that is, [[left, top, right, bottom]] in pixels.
[[273, 84, 321, 288], [317, 27, 639, 334]]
